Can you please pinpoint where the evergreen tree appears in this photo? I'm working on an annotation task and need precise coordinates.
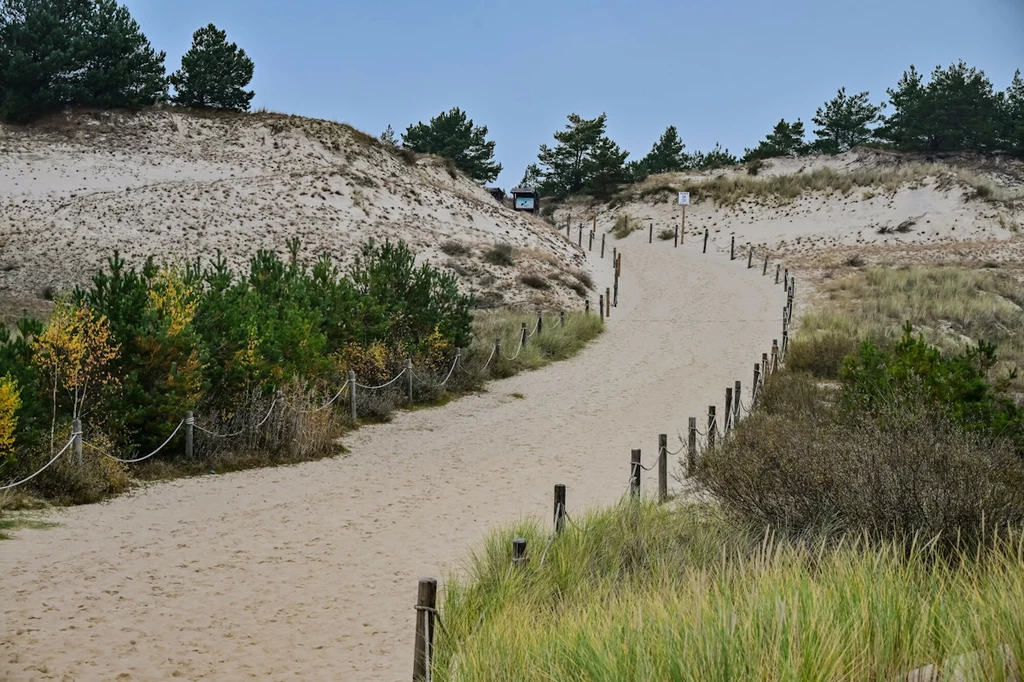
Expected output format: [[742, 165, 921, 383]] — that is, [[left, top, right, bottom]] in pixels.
[[0, 0, 165, 122], [536, 113, 608, 197], [380, 124, 398, 146], [401, 107, 502, 183], [744, 119, 807, 161], [519, 163, 542, 188], [585, 136, 630, 199], [878, 62, 1003, 152], [690, 143, 738, 170], [1006, 70, 1024, 150], [811, 88, 882, 154], [170, 24, 254, 111], [640, 125, 687, 175], [77, 0, 167, 108]]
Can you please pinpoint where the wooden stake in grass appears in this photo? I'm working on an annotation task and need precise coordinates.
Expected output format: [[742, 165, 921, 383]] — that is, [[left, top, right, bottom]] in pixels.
[[412, 578, 437, 682], [724, 386, 733, 433], [771, 341, 779, 374], [658, 434, 668, 503], [762, 353, 769, 379], [521, 323, 527, 347], [703, 228, 709, 254], [512, 538, 527, 568], [560, 311, 565, 327], [586, 299, 591, 315], [708, 406, 716, 449], [687, 417, 697, 475], [753, 363, 761, 404], [775, 264, 781, 284], [554, 484, 566, 534], [606, 288, 611, 317], [630, 449, 641, 498], [733, 380, 742, 426], [537, 312, 543, 337], [599, 295, 604, 318], [349, 370, 357, 421]]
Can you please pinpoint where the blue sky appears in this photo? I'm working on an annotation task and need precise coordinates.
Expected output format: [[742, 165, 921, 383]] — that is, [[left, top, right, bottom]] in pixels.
[[124, 0, 1023, 188]]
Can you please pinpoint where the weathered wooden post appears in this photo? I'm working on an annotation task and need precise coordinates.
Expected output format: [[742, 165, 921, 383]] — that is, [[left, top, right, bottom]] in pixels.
[[724, 387, 734, 433], [733, 381, 742, 426], [578, 225, 583, 247], [775, 264, 781, 284], [674, 225, 679, 248], [349, 370, 357, 421], [748, 246, 753, 268], [782, 330, 789, 360], [753, 363, 761, 404], [763, 254, 769, 276], [585, 299, 591, 315], [601, 233, 606, 258], [613, 277, 618, 308], [589, 230, 594, 251], [520, 323, 527, 347], [537, 312, 543, 337], [560, 311, 566, 327], [730, 235, 735, 260], [406, 358, 414, 403], [687, 418, 697, 475], [554, 484, 566, 535], [185, 411, 194, 458], [762, 353, 769, 379], [613, 246, 617, 265], [512, 538, 527, 568], [73, 418, 82, 467], [599, 295, 604, 318], [708, 406, 716, 449], [566, 217, 571, 238], [495, 337, 502, 360], [649, 222, 653, 243], [658, 434, 668, 503], [605, 288, 611, 317], [703, 228, 709, 254], [784, 268, 789, 289], [771, 341, 779, 374], [630, 449, 641, 498], [412, 578, 437, 682]]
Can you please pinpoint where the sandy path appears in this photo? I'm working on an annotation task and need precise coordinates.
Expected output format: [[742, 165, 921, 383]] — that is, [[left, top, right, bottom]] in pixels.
[[0, 234, 782, 681]]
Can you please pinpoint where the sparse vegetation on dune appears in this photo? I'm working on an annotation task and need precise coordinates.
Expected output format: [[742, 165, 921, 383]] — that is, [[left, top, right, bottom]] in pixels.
[[617, 163, 1024, 208]]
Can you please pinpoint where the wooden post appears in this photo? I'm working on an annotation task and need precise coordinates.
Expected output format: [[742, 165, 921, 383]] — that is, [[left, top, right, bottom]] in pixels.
[[613, 277, 618, 308], [412, 578, 438, 682], [708, 406, 716, 449], [586, 299, 591, 315], [748, 246, 754, 269], [730, 235, 735, 260], [578, 225, 583, 247], [616, 252, 622, 276], [771, 341, 779, 374], [682, 203, 686, 239], [566, 217, 571, 238], [406, 358, 414, 403], [73, 418, 82, 467], [783, 306, 789, 330], [674, 225, 679, 248], [593, 215, 597, 237], [782, 330, 789, 360], [589, 230, 594, 251], [649, 222, 653, 243], [599, 295, 604, 318], [560, 311, 565, 327], [512, 538, 527, 568], [349, 370, 358, 420], [763, 254, 769, 276], [784, 268, 789, 289], [520, 322, 527, 347], [537, 312, 543, 337], [554, 484, 566, 535], [605, 288, 611, 317], [753, 363, 761, 404], [630, 449, 641, 498], [185, 411, 194, 458], [733, 380, 742, 426], [495, 337, 502, 360], [762, 353, 769, 380], [775, 264, 781, 284], [658, 434, 668, 503], [601, 233, 606, 258], [724, 387, 734, 433], [687, 418, 697, 475], [703, 228, 709, 254], [613, 247, 617, 265]]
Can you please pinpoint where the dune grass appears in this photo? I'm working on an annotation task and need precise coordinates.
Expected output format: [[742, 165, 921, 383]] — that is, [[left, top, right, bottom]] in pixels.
[[790, 265, 1024, 387], [618, 164, 1024, 208], [434, 501, 1024, 682]]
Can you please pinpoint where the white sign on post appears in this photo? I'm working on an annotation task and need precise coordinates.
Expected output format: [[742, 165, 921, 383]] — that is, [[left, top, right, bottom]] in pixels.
[[678, 192, 690, 206]]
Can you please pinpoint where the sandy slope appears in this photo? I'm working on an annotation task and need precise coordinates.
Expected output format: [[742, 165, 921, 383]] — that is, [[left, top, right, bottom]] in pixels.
[[0, 109, 585, 322], [0, 231, 782, 681]]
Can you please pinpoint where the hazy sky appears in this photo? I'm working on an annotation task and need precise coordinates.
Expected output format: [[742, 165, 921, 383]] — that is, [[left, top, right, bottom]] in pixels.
[[124, 0, 1023, 188]]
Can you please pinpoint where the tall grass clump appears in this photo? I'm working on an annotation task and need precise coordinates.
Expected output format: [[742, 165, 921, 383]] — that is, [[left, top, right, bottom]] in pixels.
[[610, 213, 642, 239], [434, 502, 1024, 681]]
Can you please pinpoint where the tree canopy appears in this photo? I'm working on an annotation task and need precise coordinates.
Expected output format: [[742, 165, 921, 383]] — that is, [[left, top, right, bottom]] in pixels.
[[401, 107, 502, 184], [0, 0, 166, 122], [744, 119, 807, 161], [811, 89, 882, 155], [169, 24, 255, 112], [534, 113, 632, 199]]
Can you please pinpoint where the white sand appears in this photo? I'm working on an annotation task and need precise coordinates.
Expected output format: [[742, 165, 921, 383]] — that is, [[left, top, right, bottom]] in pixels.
[[0, 232, 783, 681]]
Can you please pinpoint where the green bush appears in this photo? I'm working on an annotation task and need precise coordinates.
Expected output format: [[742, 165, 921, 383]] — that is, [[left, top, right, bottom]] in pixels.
[[483, 244, 515, 266], [786, 333, 858, 379]]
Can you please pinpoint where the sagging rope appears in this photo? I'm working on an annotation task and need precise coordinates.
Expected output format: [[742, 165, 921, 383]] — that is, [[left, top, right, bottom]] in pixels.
[[0, 435, 76, 491], [195, 398, 279, 438], [356, 368, 407, 391], [290, 381, 350, 414], [99, 419, 185, 463], [500, 335, 525, 362]]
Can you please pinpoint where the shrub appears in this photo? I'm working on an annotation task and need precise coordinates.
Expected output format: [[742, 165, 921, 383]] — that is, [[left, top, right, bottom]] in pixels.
[[658, 228, 676, 240], [440, 241, 469, 257], [610, 214, 641, 239], [786, 334, 858, 379], [484, 244, 515, 266], [843, 254, 865, 267], [571, 269, 594, 290], [20, 426, 129, 504], [520, 273, 549, 290]]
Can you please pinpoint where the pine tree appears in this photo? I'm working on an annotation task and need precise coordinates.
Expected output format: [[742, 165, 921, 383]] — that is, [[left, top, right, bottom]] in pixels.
[[519, 163, 542, 187], [536, 113, 608, 197], [811, 88, 882, 155], [876, 66, 927, 150], [401, 107, 502, 183], [640, 125, 687, 175], [1006, 70, 1024, 150], [380, 124, 398, 146], [77, 0, 167, 108], [170, 24, 254, 112], [744, 119, 807, 161], [585, 136, 630, 199], [690, 143, 738, 170]]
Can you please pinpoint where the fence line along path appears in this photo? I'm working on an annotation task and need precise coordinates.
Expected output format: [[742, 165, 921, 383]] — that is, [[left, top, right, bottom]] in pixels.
[[0, 228, 782, 682]]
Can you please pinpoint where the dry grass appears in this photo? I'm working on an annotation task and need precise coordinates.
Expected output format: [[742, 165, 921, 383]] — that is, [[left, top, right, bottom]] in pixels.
[[610, 213, 641, 239], [618, 164, 1024, 208]]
